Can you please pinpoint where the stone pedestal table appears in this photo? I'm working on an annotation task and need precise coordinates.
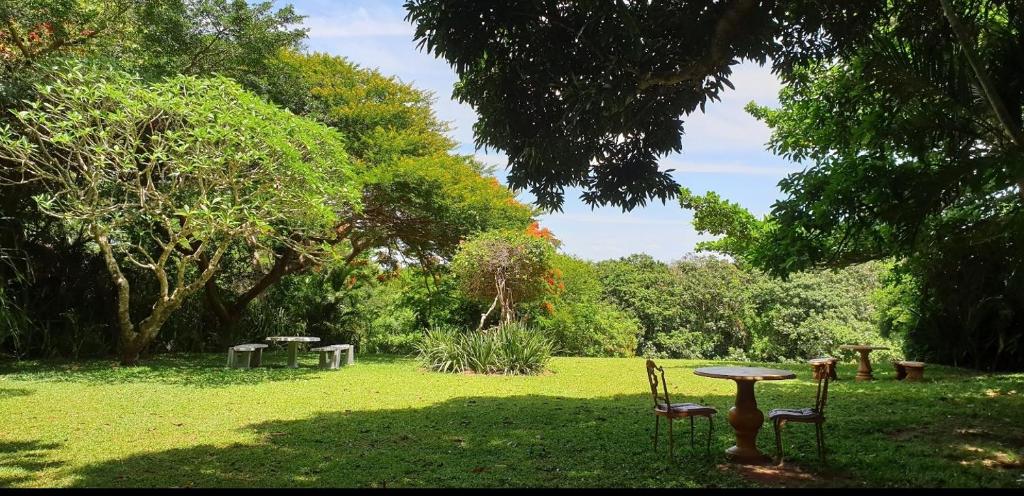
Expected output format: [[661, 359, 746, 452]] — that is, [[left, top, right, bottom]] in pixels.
[[839, 345, 890, 381], [265, 336, 321, 368]]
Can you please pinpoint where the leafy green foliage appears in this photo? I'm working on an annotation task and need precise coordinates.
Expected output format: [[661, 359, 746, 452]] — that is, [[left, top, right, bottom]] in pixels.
[[594, 253, 899, 362], [403, 0, 882, 210], [451, 229, 555, 326], [717, 2, 1024, 370], [533, 255, 640, 357], [745, 262, 903, 363], [0, 64, 357, 362]]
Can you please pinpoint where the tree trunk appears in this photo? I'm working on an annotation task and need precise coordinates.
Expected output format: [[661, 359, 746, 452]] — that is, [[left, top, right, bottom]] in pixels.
[[118, 336, 147, 366], [477, 295, 499, 332]]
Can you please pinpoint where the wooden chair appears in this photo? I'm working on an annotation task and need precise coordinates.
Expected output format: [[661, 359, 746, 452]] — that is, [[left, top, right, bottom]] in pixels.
[[645, 359, 717, 461], [768, 364, 830, 465]]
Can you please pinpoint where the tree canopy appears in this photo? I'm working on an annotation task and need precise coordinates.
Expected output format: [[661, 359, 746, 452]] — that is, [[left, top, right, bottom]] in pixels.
[[0, 65, 358, 363], [403, 0, 882, 210]]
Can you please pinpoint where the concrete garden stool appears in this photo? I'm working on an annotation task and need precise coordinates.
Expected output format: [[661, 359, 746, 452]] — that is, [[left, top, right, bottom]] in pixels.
[[894, 361, 925, 381], [310, 344, 354, 370], [227, 344, 269, 369]]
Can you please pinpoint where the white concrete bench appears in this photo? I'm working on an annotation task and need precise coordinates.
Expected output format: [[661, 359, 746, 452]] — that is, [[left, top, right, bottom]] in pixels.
[[310, 344, 354, 370], [227, 344, 269, 369]]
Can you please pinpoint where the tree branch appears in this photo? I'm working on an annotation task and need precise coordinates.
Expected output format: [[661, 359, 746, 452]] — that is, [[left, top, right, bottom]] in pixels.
[[637, 0, 758, 91]]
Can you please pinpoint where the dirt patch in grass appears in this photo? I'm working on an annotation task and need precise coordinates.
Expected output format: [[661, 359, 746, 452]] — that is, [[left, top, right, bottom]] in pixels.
[[717, 462, 856, 488], [885, 426, 936, 441]]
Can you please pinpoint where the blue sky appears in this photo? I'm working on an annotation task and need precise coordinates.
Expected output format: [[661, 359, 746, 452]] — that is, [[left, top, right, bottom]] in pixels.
[[279, 0, 803, 262]]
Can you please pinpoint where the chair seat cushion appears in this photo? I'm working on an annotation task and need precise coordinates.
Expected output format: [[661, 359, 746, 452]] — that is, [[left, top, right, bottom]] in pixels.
[[768, 407, 822, 421], [656, 402, 716, 415]]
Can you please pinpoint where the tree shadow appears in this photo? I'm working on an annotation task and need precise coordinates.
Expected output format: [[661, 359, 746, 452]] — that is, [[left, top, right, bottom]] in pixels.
[[0, 388, 33, 398], [0, 352, 404, 388], [0, 441, 63, 486], [67, 393, 759, 488]]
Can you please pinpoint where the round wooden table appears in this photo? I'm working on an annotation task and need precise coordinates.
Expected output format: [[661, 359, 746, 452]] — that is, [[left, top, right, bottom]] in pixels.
[[693, 366, 796, 464], [839, 345, 889, 381], [265, 336, 320, 368]]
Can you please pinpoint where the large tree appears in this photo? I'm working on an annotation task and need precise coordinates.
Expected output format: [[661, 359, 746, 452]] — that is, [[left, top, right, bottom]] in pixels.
[[195, 51, 535, 338], [407, 0, 1024, 369], [0, 0, 310, 356], [677, 1, 1024, 369], [0, 67, 358, 364]]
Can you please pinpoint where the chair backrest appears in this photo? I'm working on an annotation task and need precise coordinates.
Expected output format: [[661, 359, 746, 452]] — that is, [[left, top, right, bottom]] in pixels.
[[645, 359, 671, 407], [813, 365, 830, 415]]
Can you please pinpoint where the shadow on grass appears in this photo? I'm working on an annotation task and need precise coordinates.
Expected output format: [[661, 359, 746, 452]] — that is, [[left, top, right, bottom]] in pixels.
[[66, 393, 760, 488], [64, 385, 1024, 488], [0, 441, 63, 486], [0, 353, 410, 388], [0, 388, 33, 398]]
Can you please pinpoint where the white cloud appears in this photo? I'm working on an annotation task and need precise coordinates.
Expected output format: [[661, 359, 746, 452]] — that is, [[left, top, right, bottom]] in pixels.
[[659, 159, 802, 176], [540, 213, 691, 227], [302, 7, 414, 39]]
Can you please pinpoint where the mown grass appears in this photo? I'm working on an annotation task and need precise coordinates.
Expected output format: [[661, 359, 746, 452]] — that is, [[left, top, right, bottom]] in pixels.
[[1, 353, 1022, 488]]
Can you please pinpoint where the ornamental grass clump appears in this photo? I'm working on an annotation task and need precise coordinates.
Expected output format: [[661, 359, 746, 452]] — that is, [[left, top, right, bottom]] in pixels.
[[417, 322, 552, 375]]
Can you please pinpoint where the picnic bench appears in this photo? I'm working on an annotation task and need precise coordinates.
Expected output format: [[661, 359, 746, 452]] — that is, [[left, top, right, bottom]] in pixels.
[[310, 344, 354, 370], [894, 361, 925, 381], [227, 344, 269, 369]]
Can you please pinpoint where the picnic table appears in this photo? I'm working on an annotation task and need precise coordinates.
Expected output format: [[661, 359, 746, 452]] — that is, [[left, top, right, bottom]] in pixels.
[[693, 366, 796, 464], [265, 336, 320, 368], [839, 344, 890, 381]]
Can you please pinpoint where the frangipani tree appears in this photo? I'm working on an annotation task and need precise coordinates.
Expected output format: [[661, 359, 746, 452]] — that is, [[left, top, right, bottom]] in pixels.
[[452, 229, 555, 331], [0, 65, 358, 364]]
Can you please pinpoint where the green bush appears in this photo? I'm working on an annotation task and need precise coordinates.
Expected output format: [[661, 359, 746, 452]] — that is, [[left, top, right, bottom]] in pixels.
[[647, 330, 715, 359], [417, 325, 467, 373], [534, 255, 640, 357], [417, 322, 552, 375], [539, 300, 639, 357]]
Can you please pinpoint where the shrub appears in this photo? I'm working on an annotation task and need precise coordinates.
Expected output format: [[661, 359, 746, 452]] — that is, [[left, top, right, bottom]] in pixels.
[[491, 321, 553, 375], [534, 255, 640, 357], [539, 300, 639, 357], [648, 330, 715, 359], [417, 322, 552, 375], [417, 325, 467, 374]]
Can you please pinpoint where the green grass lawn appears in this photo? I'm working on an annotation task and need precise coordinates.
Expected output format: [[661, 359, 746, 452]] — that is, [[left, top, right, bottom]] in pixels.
[[1, 353, 1022, 488]]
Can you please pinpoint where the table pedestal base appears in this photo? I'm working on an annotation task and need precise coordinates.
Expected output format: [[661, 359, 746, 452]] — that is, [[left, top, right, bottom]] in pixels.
[[287, 342, 299, 369], [725, 444, 772, 464], [855, 350, 874, 381], [726, 380, 771, 465]]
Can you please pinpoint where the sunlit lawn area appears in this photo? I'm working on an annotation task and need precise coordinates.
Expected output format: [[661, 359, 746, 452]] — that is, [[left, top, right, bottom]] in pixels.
[[1, 354, 1022, 488]]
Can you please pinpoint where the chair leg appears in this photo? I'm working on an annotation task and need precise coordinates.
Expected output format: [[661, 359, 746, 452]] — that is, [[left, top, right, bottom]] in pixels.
[[816, 422, 826, 463], [689, 416, 695, 450], [706, 415, 713, 455], [668, 418, 675, 462], [773, 420, 784, 466], [653, 416, 660, 451]]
